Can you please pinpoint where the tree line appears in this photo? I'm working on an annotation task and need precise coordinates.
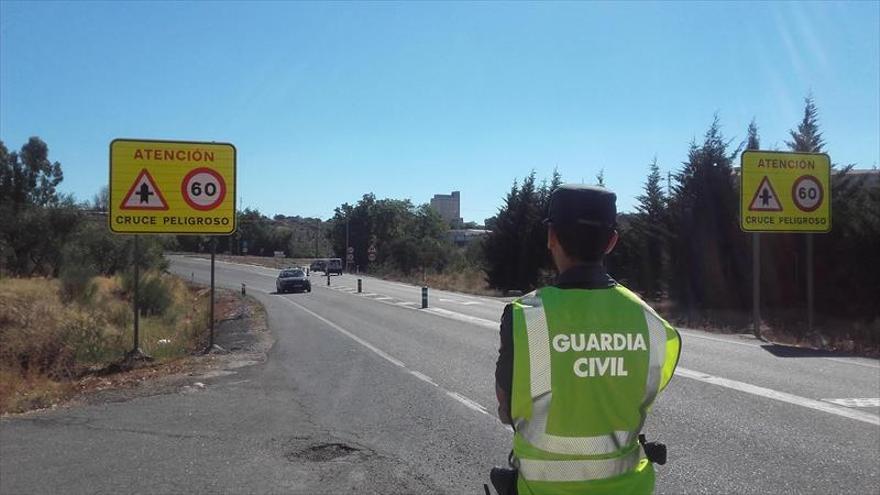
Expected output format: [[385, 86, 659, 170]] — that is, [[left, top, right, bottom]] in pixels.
[[483, 96, 880, 334], [1, 138, 166, 291], [3, 94, 877, 337], [326, 194, 481, 274]]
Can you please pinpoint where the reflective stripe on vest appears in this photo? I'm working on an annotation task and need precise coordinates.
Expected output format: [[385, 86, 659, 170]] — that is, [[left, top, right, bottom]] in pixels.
[[515, 294, 667, 458], [518, 448, 641, 482], [638, 306, 667, 430]]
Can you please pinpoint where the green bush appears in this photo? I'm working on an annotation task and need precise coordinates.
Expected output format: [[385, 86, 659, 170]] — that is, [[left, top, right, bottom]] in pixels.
[[121, 271, 173, 316], [62, 310, 122, 365], [59, 242, 98, 303]]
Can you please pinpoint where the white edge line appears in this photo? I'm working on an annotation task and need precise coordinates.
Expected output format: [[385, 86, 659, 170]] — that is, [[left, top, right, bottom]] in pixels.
[[447, 391, 488, 414], [678, 330, 761, 348], [821, 398, 880, 407], [409, 370, 438, 387], [680, 330, 880, 370], [424, 307, 497, 329], [676, 367, 880, 426]]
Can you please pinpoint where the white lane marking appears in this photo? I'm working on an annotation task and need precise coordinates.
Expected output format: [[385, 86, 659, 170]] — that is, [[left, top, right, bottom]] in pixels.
[[396, 301, 419, 307], [447, 391, 489, 414], [361, 293, 378, 297], [278, 297, 494, 420], [439, 297, 482, 306], [676, 368, 880, 426], [280, 298, 405, 368], [338, 274, 508, 306], [424, 307, 497, 330], [822, 358, 880, 370], [680, 330, 880, 370], [678, 330, 761, 348], [375, 297, 393, 301], [822, 398, 880, 408], [409, 370, 438, 387]]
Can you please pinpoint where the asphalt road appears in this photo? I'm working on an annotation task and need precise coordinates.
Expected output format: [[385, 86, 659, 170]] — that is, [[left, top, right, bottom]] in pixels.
[[2, 255, 878, 494]]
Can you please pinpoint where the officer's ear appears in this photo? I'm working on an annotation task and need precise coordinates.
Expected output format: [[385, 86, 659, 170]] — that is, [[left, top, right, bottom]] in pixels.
[[604, 230, 619, 255], [547, 225, 559, 251]]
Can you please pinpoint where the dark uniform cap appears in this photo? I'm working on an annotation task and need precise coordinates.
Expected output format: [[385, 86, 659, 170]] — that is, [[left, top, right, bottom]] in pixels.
[[544, 184, 617, 228]]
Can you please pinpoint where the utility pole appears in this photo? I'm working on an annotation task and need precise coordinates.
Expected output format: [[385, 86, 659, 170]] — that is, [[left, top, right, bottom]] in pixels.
[[345, 216, 350, 272]]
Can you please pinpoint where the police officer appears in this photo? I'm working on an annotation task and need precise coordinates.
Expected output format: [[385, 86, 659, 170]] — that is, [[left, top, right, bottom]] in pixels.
[[493, 184, 681, 495]]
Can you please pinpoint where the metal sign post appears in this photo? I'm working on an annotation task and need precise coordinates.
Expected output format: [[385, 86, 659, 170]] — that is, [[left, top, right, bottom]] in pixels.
[[752, 233, 760, 339], [807, 235, 814, 334], [132, 235, 140, 354], [207, 238, 216, 352]]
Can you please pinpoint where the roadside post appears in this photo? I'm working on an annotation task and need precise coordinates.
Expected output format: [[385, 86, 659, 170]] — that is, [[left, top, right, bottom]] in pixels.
[[109, 139, 236, 356], [131, 235, 143, 359], [208, 239, 216, 350], [422, 287, 428, 309], [327, 270, 331, 286], [357, 278, 362, 293], [740, 151, 831, 338]]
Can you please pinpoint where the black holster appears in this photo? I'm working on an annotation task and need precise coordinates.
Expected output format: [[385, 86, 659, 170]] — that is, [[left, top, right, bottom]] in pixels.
[[489, 466, 518, 495], [639, 434, 667, 465]]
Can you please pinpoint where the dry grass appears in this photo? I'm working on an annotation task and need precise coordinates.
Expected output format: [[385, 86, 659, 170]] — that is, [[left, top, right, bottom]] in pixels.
[[0, 274, 210, 414]]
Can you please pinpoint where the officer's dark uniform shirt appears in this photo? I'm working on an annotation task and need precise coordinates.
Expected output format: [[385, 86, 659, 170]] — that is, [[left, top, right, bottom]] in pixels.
[[494, 262, 616, 418]]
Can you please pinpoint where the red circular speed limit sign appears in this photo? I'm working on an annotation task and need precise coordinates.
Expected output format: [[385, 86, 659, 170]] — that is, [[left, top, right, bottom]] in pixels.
[[792, 175, 823, 212], [181, 167, 226, 211]]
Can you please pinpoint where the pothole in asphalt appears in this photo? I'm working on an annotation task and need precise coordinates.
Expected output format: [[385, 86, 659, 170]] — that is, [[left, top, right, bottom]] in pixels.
[[286, 442, 360, 462]]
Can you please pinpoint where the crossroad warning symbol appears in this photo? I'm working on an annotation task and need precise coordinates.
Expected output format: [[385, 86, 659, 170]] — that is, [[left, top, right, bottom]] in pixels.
[[120, 169, 168, 210], [748, 176, 782, 212]]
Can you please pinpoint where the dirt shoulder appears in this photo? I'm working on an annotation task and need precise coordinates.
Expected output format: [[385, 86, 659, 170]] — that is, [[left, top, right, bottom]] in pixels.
[[2, 289, 273, 417]]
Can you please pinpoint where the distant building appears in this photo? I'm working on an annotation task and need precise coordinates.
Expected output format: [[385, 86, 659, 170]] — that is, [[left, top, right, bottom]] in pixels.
[[847, 168, 879, 189], [430, 191, 463, 227], [447, 229, 491, 246]]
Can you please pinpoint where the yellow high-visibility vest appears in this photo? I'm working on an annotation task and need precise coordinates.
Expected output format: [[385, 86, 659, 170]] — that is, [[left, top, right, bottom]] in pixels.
[[511, 286, 681, 495]]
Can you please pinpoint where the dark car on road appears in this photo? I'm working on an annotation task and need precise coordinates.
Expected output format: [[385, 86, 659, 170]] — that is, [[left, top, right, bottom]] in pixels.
[[276, 268, 311, 293], [326, 258, 343, 275], [310, 260, 326, 273]]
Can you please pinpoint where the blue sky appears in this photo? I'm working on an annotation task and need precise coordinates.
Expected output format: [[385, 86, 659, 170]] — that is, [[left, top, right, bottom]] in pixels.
[[1, 1, 878, 222]]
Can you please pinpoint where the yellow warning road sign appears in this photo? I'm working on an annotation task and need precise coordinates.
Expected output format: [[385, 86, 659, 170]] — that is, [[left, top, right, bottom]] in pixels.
[[740, 150, 831, 233], [109, 139, 236, 234]]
